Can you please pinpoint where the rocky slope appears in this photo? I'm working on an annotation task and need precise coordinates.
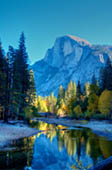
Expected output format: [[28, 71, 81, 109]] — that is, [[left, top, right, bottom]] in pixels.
[[32, 35, 112, 96]]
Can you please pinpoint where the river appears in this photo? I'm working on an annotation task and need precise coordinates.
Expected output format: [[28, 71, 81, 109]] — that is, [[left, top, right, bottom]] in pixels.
[[0, 121, 112, 170]]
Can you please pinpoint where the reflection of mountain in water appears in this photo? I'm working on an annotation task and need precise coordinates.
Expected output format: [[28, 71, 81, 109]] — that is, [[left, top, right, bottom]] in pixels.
[[0, 121, 112, 170], [32, 135, 72, 170], [31, 121, 112, 170]]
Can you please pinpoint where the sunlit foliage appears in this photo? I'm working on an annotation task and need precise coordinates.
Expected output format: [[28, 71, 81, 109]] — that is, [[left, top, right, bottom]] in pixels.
[[98, 90, 112, 117], [87, 94, 99, 115]]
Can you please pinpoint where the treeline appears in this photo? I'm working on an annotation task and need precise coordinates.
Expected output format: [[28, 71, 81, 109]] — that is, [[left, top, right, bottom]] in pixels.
[[37, 58, 112, 120], [0, 33, 37, 122]]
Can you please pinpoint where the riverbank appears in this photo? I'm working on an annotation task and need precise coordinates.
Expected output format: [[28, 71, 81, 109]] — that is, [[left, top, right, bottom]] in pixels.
[[0, 118, 112, 151], [35, 117, 112, 140], [0, 121, 39, 150]]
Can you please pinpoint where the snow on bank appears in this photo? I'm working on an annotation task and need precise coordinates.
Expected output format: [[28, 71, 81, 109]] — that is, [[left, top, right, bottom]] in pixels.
[[1, 118, 112, 150], [36, 118, 112, 140], [0, 122, 39, 149]]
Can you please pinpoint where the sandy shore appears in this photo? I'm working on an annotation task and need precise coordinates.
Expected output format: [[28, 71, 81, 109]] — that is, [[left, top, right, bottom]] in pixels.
[[36, 117, 112, 140], [0, 121, 39, 149]]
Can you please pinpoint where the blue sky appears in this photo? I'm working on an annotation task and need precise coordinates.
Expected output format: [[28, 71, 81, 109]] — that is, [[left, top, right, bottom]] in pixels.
[[0, 0, 112, 64]]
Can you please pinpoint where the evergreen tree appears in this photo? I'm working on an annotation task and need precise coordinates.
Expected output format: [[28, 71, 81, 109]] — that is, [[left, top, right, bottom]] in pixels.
[[89, 75, 99, 95], [100, 58, 112, 91], [100, 68, 106, 91], [8, 33, 30, 119], [27, 70, 37, 106], [57, 85, 65, 108], [0, 34, 37, 121], [0, 42, 6, 120], [4, 56, 11, 122], [8, 46, 20, 118], [105, 58, 112, 91], [76, 81, 82, 101], [0, 43, 11, 122], [17, 32, 30, 115]]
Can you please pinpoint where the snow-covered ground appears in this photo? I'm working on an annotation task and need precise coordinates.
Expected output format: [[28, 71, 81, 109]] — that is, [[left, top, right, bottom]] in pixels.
[[0, 121, 39, 149], [36, 118, 112, 140], [0, 118, 112, 151]]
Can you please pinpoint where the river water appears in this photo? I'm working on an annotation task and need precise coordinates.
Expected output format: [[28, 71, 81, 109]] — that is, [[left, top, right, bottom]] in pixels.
[[0, 121, 112, 170]]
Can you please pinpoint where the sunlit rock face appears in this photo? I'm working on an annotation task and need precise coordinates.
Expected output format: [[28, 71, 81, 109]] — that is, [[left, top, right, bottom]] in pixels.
[[32, 35, 112, 96]]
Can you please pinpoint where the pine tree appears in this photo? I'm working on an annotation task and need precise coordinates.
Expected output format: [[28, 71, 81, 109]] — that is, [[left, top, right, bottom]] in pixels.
[[8, 33, 30, 119], [89, 75, 99, 95], [76, 81, 82, 101], [4, 56, 11, 122], [0, 42, 6, 120], [15, 33, 30, 118], [105, 58, 112, 91], [8, 46, 20, 118], [100, 58, 112, 91], [0, 43, 11, 122], [57, 85, 65, 108], [27, 70, 37, 106], [100, 68, 107, 91]]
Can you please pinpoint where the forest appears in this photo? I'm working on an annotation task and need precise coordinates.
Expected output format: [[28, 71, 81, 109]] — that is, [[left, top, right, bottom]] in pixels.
[[36, 57, 112, 120], [0, 33, 112, 122], [0, 33, 37, 122]]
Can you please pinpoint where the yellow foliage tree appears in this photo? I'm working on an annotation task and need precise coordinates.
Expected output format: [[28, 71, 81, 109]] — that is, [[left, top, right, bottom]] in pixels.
[[57, 102, 69, 117], [98, 90, 112, 117], [87, 94, 99, 115]]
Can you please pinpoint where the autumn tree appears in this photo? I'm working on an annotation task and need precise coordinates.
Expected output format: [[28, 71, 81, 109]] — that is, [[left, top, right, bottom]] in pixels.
[[98, 90, 112, 118], [87, 94, 99, 115], [57, 100, 69, 117], [64, 81, 77, 115], [49, 92, 57, 113], [84, 82, 90, 96]]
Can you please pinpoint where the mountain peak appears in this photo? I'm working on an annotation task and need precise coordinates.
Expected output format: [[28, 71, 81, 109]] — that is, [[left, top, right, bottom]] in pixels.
[[67, 35, 91, 46], [32, 35, 112, 96], [44, 35, 92, 68]]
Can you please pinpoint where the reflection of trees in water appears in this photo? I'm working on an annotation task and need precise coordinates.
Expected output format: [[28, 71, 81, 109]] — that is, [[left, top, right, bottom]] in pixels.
[[86, 134, 102, 164], [99, 140, 112, 159], [2, 121, 111, 170], [0, 136, 35, 169], [36, 121, 112, 168]]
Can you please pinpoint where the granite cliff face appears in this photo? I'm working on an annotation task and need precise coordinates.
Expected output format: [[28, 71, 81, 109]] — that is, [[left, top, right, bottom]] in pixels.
[[32, 35, 112, 96]]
